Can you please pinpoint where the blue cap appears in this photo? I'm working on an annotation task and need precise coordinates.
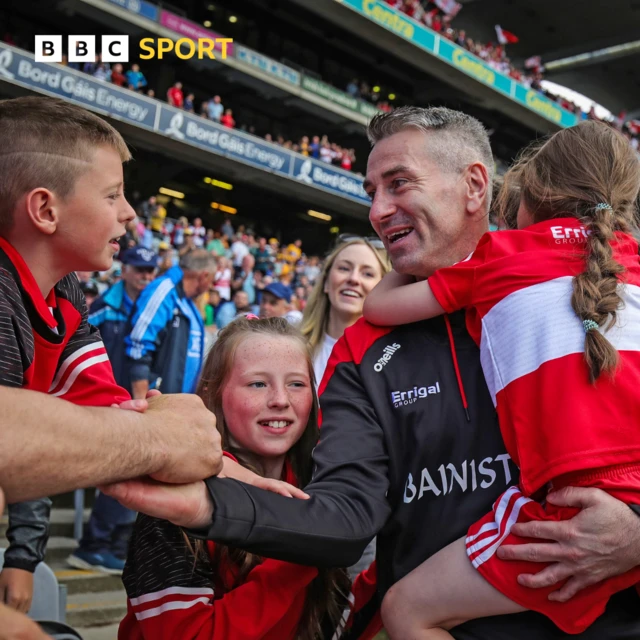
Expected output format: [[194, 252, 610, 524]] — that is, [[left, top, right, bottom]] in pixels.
[[121, 246, 157, 268], [263, 282, 292, 303]]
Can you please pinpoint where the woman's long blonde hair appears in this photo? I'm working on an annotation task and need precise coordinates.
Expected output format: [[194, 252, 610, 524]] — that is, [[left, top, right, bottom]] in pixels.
[[499, 120, 640, 382], [300, 239, 391, 358], [190, 317, 350, 639]]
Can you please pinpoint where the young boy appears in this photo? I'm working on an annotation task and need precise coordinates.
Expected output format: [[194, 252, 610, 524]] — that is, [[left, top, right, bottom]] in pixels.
[[0, 95, 134, 592]]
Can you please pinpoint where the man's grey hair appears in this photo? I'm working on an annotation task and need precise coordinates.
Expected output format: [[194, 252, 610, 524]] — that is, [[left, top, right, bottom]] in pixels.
[[179, 249, 217, 274], [367, 106, 495, 202]]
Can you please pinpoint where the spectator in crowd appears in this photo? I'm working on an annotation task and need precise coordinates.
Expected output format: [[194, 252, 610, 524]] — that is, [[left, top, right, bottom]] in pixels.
[[221, 217, 234, 239], [207, 95, 224, 122], [167, 81, 184, 109], [320, 141, 333, 163], [184, 92, 195, 113], [149, 200, 167, 235], [207, 230, 226, 256], [125, 250, 216, 397], [172, 216, 188, 247], [178, 228, 196, 257], [69, 246, 158, 573], [232, 253, 257, 304], [157, 241, 174, 275], [221, 108, 235, 128], [300, 135, 310, 156], [147, 89, 156, 99], [304, 255, 321, 284], [214, 256, 232, 301], [300, 238, 389, 386], [191, 217, 206, 248], [346, 79, 360, 97], [94, 62, 110, 82], [284, 238, 303, 266], [259, 282, 302, 325], [231, 233, 250, 275], [110, 63, 126, 87], [125, 64, 147, 92], [140, 221, 154, 250], [254, 236, 275, 275], [139, 195, 158, 221], [215, 289, 253, 328], [309, 135, 321, 159]]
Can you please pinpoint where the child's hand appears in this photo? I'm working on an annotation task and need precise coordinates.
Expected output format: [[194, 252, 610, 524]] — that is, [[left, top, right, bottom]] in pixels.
[[0, 568, 34, 613], [220, 457, 310, 500]]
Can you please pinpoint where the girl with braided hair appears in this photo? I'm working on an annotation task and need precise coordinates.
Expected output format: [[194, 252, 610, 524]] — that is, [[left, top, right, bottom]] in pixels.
[[364, 120, 640, 637]]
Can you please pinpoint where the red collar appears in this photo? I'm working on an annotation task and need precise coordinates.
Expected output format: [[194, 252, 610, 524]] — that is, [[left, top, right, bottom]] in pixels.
[[0, 237, 58, 328]]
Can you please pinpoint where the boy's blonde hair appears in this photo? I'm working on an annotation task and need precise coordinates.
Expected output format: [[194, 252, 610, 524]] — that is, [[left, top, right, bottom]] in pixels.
[[0, 96, 131, 233]]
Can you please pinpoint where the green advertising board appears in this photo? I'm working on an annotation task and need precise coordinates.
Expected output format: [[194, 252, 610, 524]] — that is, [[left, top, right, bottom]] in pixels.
[[336, 0, 578, 128], [302, 75, 381, 119]]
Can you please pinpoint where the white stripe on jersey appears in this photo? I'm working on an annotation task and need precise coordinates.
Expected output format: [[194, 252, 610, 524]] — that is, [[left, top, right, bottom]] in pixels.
[[130, 586, 214, 607], [50, 353, 110, 397], [49, 342, 106, 392], [134, 597, 212, 621], [129, 278, 175, 360], [479, 276, 640, 404]]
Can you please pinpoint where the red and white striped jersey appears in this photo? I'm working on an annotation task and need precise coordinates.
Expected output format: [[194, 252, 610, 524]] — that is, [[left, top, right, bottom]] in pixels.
[[429, 218, 640, 495], [0, 237, 129, 406]]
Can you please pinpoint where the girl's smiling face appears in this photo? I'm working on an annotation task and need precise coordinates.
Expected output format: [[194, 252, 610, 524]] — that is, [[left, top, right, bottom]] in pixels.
[[222, 334, 313, 467]]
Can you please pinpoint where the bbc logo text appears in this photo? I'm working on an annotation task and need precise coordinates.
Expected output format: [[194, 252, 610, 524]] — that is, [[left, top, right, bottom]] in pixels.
[[35, 36, 233, 63]]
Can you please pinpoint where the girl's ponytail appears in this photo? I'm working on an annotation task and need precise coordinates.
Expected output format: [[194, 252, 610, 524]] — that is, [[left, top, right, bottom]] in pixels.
[[570, 203, 625, 382]]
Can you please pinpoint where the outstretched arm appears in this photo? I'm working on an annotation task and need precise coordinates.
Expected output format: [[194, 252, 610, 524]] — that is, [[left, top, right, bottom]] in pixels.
[[363, 270, 445, 326]]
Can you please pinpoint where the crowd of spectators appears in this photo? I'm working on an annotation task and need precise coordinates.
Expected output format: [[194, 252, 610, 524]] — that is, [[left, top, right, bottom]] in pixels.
[[51, 53, 362, 173], [82, 196, 324, 342]]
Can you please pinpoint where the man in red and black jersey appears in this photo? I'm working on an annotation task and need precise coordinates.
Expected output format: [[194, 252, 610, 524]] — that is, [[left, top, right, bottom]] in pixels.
[[107, 107, 640, 638]]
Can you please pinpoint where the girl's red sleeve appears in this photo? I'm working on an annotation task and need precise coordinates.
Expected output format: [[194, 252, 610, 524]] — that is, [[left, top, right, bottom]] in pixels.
[[119, 514, 318, 640]]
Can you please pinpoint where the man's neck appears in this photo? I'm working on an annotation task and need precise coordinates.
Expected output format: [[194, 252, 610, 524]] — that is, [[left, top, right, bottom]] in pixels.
[[8, 234, 69, 298], [123, 282, 140, 302], [326, 309, 357, 339]]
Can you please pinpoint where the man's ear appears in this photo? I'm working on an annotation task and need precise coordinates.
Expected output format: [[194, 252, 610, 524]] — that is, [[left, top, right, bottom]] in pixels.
[[24, 188, 59, 235], [464, 162, 490, 217]]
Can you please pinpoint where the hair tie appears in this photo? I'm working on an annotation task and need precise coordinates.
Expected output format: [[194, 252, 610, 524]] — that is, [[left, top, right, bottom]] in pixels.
[[244, 313, 259, 320], [595, 202, 613, 212], [583, 319, 599, 333]]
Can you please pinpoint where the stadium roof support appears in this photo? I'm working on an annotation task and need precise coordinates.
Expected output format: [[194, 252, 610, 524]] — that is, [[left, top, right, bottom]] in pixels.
[[545, 40, 640, 73]]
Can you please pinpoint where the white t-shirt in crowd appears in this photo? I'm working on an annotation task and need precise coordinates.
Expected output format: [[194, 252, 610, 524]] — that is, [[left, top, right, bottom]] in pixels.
[[192, 226, 206, 248], [320, 146, 333, 163], [231, 241, 250, 267], [313, 333, 338, 388], [214, 268, 232, 300]]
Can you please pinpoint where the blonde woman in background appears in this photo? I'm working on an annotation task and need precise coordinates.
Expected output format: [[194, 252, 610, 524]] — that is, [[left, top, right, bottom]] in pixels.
[[301, 237, 390, 389]]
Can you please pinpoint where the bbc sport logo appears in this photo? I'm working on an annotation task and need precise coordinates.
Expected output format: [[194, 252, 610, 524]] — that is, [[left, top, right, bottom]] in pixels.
[[34, 35, 233, 64]]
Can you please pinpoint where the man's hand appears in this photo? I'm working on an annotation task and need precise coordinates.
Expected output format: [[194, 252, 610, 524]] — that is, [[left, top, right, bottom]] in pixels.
[[100, 479, 213, 529], [112, 389, 161, 412], [220, 457, 310, 500], [497, 487, 640, 602], [142, 394, 223, 484], [0, 569, 34, 614]]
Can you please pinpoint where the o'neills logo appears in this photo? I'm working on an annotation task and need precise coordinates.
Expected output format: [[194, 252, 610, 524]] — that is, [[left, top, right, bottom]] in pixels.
[[374, 342, 401, 372], [391, 382, 440, 407]]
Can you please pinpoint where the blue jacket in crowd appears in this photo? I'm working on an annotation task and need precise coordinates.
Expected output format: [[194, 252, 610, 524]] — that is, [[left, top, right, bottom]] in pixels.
[[125, 266, 204, 394], [89, 280, 134, 388]]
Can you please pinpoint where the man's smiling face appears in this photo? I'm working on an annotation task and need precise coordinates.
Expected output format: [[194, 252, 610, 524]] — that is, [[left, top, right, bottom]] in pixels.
[[365, 129, 473, 279]]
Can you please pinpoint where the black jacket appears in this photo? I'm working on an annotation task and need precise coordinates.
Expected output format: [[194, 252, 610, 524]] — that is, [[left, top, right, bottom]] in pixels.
[[198, 314, 640, 638]]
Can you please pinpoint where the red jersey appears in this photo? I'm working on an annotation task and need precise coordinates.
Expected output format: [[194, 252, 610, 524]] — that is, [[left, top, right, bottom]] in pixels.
[[0, 237, 128, 406], [121, 462, 320, 640], [167, 87, 184, 108], [429, 218, 640, 495]]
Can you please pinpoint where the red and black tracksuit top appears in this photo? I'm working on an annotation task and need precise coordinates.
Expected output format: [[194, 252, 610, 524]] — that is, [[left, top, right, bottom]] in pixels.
[[194, 314, 640, 639], [0, 237, 128, 572]]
